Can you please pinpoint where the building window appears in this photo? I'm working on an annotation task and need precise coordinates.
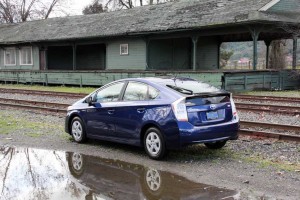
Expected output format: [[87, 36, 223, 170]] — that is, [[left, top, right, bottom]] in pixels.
[[4, 48, 16, 66], [20, 47, 33, 65], [120, 44, 128, 55]]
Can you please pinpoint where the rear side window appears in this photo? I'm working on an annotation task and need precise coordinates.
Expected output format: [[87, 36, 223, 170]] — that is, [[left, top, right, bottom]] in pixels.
[[96, 82, 124, 103], [149, 86, 159, 100], [123, 82, 148, 101]]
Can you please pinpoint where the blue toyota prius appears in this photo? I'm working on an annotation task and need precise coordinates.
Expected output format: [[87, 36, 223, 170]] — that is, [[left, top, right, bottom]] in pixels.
[[65, 77, 239, 160]]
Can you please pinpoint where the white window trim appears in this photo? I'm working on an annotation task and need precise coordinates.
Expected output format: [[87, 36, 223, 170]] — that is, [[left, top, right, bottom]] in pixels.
[[259, 0, 280, 11], [120, 44, 129, 55], [4, 48, 17, 66], [19, 46, 33, 66]]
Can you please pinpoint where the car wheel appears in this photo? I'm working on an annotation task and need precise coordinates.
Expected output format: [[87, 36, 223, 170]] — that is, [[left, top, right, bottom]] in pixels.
[[144, 127, 166, 160], [70, 117, 87, 143], [67, 152, 85, 178], [204, 141, 227, 149]]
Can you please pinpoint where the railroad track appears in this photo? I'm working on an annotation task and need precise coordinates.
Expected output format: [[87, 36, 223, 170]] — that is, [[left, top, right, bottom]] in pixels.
[[0, 97, 299, 142], [239, 121, 300, 142], [235, 102, 300, 115], [1, 88, 299, 115]]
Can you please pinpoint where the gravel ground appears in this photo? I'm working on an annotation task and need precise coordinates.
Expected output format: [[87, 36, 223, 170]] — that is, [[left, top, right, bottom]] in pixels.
[[0, 93, 80, 105], [0, 106, 299, 199]]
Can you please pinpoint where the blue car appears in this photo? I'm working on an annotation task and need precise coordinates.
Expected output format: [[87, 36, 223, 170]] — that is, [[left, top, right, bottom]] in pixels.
[[65, 77, 239, 160]]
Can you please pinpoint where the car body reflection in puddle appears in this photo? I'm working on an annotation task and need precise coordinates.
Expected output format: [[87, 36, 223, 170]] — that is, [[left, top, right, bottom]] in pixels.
[[0, 146, 239, 200]]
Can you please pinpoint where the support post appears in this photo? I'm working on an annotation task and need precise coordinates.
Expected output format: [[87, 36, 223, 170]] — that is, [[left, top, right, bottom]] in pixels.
[[192, 36, 198, 70], [45, 46, 48, 70], [264, 40, 271, 69], [249, 28, 261, 70], [293, 37, 298, 69], [145, 38, 150, 70], [72, 44, 77, 71]]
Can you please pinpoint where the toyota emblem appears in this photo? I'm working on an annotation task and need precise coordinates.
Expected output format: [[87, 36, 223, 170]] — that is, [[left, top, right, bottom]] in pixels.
[[210, 104, 216, 110]]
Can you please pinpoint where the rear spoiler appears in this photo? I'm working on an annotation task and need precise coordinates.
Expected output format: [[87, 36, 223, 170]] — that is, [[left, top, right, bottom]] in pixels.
[[187, 92, 231, 99]]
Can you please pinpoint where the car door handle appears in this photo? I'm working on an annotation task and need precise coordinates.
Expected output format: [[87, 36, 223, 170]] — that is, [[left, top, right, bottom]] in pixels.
[[137, 108, 145, 113], [107, 109, 115, 115]]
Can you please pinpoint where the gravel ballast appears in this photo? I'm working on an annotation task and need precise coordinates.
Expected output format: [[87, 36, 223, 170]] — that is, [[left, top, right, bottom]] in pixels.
[[0, 106, 299, 200]]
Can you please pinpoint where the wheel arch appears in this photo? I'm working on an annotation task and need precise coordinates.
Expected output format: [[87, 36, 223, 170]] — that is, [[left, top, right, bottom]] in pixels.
[[67, 112, 84, 134], [140, 122, 164, 147]]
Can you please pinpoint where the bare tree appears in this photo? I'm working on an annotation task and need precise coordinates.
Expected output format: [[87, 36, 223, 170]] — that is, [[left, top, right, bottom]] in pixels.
[[103, 0, 175, 10], [83, 0, 106, 15], [269, 40, 287, 69], [0, 0, 67, 23]]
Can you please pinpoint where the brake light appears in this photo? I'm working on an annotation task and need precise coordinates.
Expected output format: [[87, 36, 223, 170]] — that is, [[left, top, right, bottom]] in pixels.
[[230, 97, 239, 120], [171, 98, 188, 121]]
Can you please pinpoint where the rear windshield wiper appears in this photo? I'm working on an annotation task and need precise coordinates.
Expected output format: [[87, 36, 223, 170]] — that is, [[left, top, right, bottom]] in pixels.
[[166, 85, 193, 95]]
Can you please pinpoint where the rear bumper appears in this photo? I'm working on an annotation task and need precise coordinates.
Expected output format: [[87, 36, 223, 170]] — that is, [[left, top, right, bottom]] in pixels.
[[178, 120, 239, 147]]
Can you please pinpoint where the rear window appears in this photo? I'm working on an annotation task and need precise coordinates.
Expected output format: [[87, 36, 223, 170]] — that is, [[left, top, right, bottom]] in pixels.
[[161, 79, 220, 95], [186, 96, 230, 106]]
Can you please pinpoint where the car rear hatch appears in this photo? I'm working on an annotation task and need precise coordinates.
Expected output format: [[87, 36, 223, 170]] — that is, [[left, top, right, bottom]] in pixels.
[[185, 92, 233, 126]]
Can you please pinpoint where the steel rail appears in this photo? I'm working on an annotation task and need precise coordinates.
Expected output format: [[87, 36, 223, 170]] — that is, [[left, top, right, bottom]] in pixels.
[[240, 121, 300, 132], [0, 97, 70, 108], [234, 95, 300, 103], [0, 102, 66, 114], [0, 88, 86, 98], [239, 129, 300, 142]]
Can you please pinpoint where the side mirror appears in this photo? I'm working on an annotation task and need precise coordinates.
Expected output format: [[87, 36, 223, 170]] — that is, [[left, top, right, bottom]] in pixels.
[[86, 96, 93, 105]]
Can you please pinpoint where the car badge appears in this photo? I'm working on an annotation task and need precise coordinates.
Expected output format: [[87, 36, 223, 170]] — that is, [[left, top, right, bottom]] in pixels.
[[210, 104, 217, 110]]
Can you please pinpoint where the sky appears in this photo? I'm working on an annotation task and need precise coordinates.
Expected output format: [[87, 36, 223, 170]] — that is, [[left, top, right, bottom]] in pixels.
[[68, 0, 95, 15]]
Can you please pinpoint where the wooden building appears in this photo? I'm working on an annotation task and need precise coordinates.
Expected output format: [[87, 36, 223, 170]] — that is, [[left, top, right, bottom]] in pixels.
[[0, 0, 299, 91]]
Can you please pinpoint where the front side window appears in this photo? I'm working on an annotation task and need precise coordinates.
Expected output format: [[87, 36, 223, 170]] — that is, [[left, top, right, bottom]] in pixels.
[[96, 82, 124, 103], [4, 48, 16, 66], [123, 82, 148, 101], [20, 47, 33, 65]]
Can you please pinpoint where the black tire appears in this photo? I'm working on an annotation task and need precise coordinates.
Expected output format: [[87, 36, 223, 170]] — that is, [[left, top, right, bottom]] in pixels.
[[204, 141, 227, 149], [70, 117, 87, 143], [144, 127, 167, 160]]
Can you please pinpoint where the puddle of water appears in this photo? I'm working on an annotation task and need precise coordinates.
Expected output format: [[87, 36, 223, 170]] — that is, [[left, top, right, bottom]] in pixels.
[[0, 146, 239, 200]]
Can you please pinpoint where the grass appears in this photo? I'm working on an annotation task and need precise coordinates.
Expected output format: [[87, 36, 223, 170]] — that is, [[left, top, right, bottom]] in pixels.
[[242, 155, 300, 172], [0, 110, 63, 135], [0, 83, 97, 94], [241, 90, 300, 98], [25, 132, 42, 138]]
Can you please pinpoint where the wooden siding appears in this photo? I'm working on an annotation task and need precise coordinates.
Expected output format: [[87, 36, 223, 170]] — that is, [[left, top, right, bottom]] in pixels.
[[196, 37, 219, 70], [0, 70, 223, 88], [76, 44, 106, 70], [0, 46, 40, 70], [224, 71, 300, 91], [148, 38, 191, 70], [1, 70, 299, 92], [106, 39, 146, 70], [268, 0, 299, 12]]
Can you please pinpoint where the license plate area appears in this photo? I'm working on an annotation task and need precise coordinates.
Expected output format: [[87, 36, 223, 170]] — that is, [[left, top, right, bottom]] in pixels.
[[206, 111, 219, 120]]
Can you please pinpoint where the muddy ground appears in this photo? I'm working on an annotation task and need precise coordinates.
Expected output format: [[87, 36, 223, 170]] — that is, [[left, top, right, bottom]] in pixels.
[[0, 107, 299, 199]]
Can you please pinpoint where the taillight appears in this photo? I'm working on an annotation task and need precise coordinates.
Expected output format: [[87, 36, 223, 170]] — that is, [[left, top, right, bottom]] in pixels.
[[171, 97, 188, 121], [230, 97, 239, 120]]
